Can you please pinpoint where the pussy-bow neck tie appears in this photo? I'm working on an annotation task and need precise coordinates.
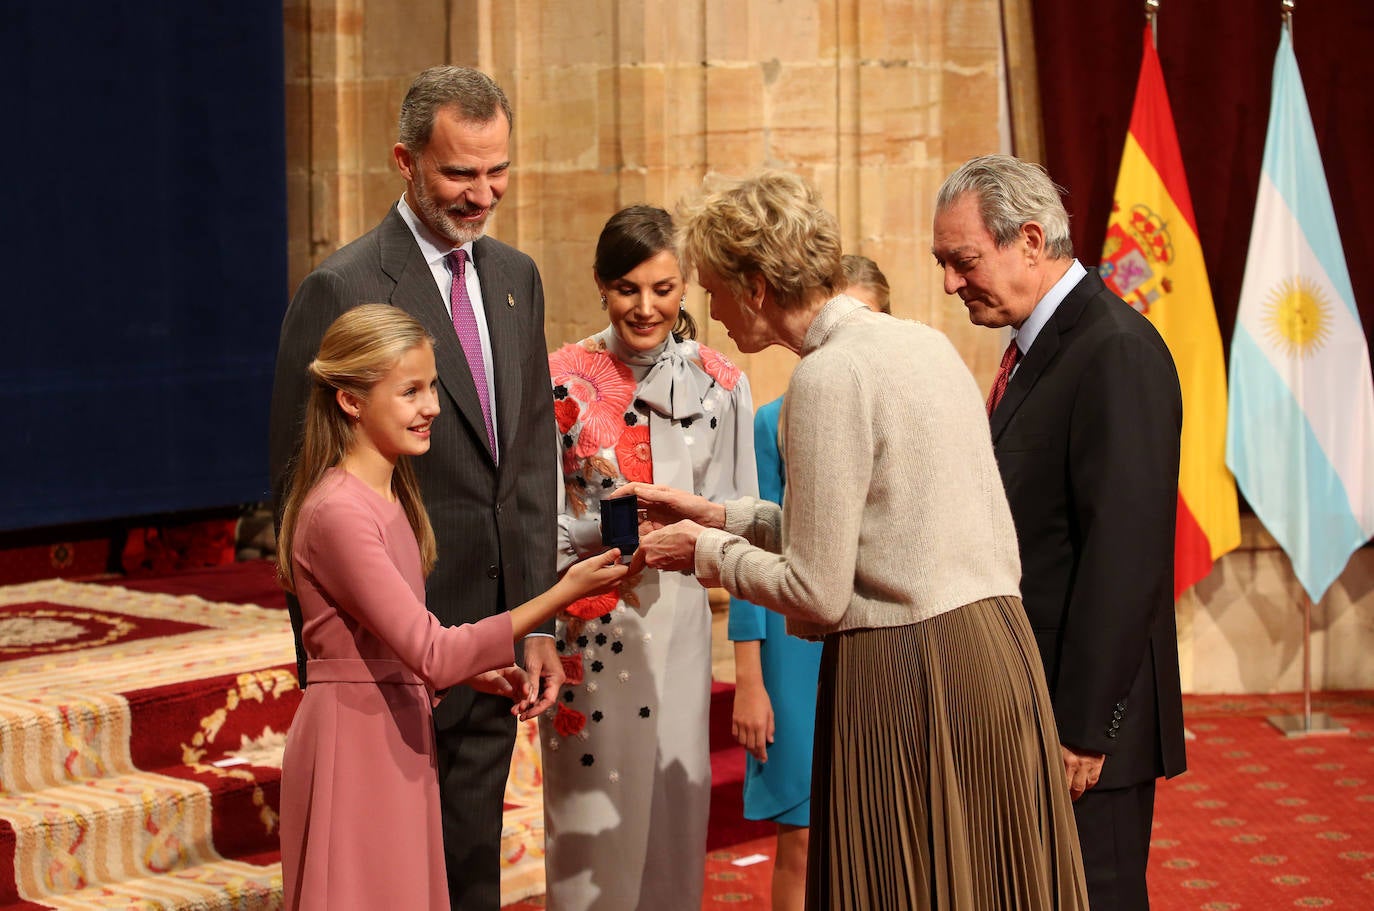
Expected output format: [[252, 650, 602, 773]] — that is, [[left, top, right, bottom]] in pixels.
[[598, 331, 707, 423]]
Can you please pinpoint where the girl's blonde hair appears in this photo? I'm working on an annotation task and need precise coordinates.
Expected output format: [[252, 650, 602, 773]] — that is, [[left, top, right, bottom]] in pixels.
[[841, 254, 892, 313], [276, 304, 437, 591]]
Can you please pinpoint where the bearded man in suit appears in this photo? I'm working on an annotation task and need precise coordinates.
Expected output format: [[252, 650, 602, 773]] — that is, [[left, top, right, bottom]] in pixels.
[[932, 154, 1186, 911], [269, 66, 561, 911]]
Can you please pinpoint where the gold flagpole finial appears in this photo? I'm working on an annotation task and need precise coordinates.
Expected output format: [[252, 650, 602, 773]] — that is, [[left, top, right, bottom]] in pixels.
[[1283, 0, 1295, 36], [1146, 0, 1161, 48]]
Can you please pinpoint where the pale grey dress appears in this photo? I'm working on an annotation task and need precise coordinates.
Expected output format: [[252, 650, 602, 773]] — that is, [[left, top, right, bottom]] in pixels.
[[539, 328, 757, 911]]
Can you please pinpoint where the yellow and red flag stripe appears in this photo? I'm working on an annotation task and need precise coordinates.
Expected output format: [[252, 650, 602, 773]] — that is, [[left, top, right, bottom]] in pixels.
[[1099, 26, 1240, 597]]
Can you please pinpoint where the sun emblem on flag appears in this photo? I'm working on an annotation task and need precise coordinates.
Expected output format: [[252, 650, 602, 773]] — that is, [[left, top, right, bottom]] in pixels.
[[1263, 275, 1332, 357]]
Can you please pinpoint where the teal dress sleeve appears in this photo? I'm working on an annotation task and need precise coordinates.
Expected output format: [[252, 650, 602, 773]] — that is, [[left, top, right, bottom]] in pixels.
[[728, 398, 784, 643]]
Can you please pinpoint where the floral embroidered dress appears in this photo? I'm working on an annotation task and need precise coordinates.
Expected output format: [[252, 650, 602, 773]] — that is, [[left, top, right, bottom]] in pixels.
[[539, 327, 757, 911]]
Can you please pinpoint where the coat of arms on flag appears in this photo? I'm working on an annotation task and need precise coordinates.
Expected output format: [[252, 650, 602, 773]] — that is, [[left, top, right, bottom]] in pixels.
[[1101, 204, 1175, 314]]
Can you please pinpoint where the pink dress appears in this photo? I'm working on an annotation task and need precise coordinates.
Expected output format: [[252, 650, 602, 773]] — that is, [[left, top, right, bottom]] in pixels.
[[279, 469, 515, 911]]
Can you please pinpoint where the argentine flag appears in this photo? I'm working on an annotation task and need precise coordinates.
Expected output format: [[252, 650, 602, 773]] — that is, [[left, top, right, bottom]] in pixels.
[[1225, 27, 1374, 604]]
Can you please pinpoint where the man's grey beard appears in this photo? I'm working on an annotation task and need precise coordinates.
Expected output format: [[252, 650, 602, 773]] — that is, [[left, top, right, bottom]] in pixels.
[[414, 187, 496, 247]]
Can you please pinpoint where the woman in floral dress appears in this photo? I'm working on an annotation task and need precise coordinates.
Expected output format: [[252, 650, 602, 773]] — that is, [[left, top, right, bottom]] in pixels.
[[539, 206, 758, 910]]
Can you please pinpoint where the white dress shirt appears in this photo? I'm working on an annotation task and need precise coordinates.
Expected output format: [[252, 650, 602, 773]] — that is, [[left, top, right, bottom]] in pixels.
[[396, 194, 501, 462], [1010, 258, 1088, 377]]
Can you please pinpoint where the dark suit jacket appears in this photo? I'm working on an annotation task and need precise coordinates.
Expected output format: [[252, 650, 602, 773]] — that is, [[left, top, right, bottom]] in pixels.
[[992, 268, 1187, 790], [268, 205, 558, 702]]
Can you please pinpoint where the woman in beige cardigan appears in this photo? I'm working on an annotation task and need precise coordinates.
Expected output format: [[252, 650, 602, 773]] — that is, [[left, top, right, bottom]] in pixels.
[[622, 171, 1088, 911]]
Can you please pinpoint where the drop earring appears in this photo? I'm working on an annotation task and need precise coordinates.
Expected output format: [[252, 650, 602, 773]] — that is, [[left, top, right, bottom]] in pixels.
[[599, 294, 607, 310]]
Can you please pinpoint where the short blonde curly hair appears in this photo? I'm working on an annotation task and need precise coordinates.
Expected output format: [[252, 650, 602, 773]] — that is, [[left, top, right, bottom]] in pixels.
[[676, 170, 844, 311]]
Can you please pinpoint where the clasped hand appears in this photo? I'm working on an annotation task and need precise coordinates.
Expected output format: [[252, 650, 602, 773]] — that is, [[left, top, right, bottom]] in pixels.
[[1062, 744, 1105, 801], [461, 665, 535, 715]]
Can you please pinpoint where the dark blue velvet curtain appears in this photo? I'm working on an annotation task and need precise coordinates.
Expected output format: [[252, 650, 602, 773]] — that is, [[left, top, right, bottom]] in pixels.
[[0, 4, 286, 531]]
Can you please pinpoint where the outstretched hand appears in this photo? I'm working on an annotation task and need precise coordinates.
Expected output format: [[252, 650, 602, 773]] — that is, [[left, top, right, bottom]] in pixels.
[[562, 549, 630, 599], [610, 483, 725, 537], [632, 520, 705, 574]]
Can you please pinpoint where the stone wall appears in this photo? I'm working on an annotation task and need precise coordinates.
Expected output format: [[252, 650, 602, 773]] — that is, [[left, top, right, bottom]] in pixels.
[[283, 0, 1012, 403], [1179, 520, 1374, 695]]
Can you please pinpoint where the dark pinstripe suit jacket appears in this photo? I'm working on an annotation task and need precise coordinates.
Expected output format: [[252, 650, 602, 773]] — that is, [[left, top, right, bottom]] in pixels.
[[991, 269, 1186, 790], [268, 205, 558, 696]]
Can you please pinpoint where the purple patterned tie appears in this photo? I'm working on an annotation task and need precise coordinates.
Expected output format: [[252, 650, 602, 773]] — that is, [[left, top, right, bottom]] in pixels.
[[446, 249, 496, 459]]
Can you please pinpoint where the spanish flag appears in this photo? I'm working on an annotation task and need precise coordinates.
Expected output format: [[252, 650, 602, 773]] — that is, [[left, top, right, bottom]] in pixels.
[[1099, 26, 1240, 598]]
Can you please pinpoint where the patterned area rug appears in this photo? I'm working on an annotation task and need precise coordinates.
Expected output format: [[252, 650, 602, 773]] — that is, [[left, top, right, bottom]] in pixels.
[[0, 570, 549, 910], [0, 577, 296, 909]]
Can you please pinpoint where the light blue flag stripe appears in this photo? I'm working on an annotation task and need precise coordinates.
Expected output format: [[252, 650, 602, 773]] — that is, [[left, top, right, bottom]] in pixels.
[[1226, 326, 1366, 602], [1265, 29, 1358, 320], [1226, 25, 1374, 604]]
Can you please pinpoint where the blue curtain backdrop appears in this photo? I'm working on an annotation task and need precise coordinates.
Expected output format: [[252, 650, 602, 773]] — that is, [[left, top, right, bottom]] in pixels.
[[0, 4, 286, 531]]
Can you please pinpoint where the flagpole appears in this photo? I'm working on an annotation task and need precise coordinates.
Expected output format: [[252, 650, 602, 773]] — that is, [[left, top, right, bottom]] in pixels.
[[1254, 0, 1348, 742], [1142, 0, 1183, 742], [1231, 0, 1372, 738], [1267, 590, 1348, 737]]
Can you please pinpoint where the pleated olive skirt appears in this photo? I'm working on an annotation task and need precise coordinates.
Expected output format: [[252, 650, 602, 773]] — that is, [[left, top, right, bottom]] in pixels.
[[807, 596, 1089, 911]]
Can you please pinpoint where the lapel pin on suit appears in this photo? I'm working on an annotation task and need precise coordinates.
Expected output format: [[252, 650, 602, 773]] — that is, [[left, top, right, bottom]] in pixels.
[[507, 292, 516, 308]]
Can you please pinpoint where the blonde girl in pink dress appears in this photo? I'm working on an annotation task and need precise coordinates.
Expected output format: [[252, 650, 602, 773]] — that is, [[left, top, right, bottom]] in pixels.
[[275, 305, 627, 911]]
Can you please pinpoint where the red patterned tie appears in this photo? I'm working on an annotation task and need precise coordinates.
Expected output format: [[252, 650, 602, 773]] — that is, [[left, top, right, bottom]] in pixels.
[[985, 339, 1021, 416], [447, 249, 497, 459]]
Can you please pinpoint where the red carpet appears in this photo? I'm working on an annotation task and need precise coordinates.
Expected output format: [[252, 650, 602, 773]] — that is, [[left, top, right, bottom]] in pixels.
[[508, 691, 1374, 910], [1149, 692, 1374, 909]]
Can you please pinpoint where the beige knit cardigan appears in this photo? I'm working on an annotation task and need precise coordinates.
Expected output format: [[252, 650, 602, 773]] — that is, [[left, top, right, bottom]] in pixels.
[[694, 296, 1022, 640]]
